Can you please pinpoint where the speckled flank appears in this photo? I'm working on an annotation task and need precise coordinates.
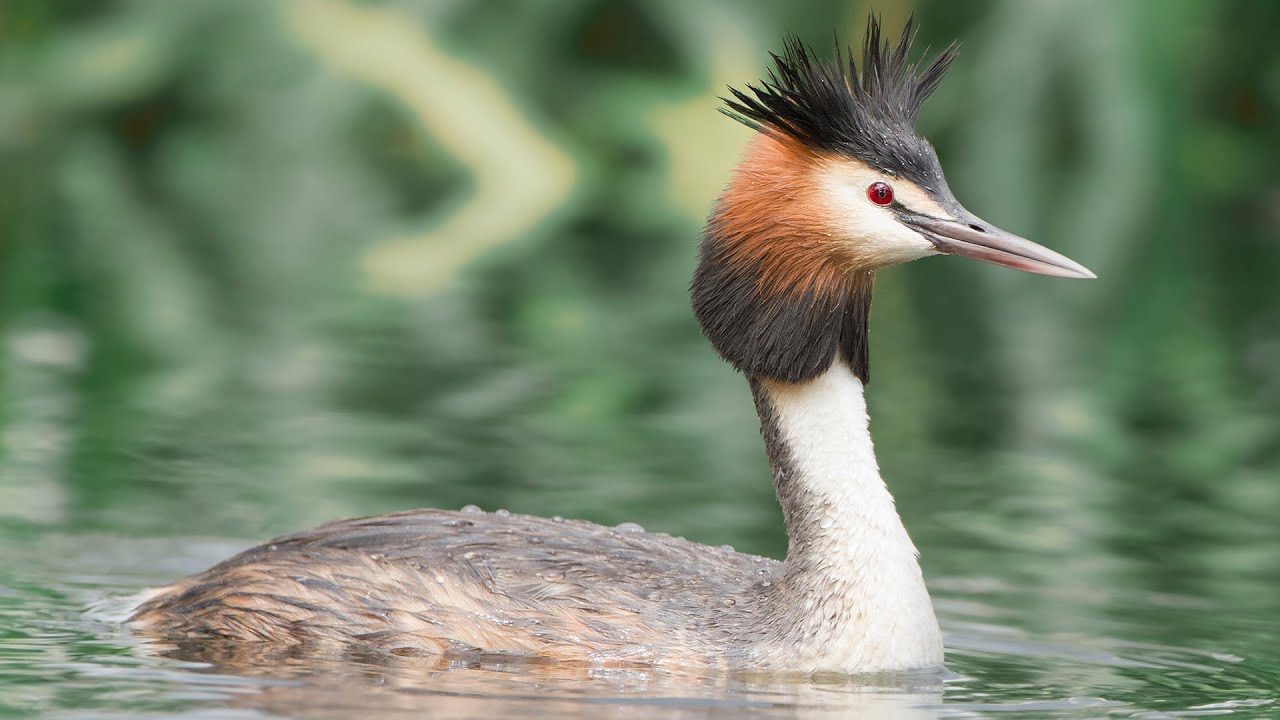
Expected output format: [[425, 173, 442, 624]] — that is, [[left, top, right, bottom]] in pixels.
[[130, 509, 779, 668]]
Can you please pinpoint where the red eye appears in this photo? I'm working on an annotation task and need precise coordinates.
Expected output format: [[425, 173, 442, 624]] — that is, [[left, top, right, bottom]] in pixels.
[[867, 181, 894, 205]]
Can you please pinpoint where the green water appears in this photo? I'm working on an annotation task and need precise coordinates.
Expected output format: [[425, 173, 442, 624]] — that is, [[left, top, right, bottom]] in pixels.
[[1, 318, 1277, 718], [2, 0, 1279, 716]]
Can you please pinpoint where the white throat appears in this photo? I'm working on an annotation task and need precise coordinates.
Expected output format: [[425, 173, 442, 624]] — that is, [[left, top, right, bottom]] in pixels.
[[753, 362, 943, 672]]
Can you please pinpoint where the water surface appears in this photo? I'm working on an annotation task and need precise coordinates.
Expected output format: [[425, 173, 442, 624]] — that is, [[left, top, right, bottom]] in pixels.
[[3, 437, 1277, 718]]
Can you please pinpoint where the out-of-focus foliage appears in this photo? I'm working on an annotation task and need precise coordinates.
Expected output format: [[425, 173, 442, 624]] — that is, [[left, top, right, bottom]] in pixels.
[[1, 0, 1278, 613]]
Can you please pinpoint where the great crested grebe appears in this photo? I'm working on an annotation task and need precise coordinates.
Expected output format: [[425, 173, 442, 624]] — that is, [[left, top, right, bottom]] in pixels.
[[130, 18, 1093, 674]]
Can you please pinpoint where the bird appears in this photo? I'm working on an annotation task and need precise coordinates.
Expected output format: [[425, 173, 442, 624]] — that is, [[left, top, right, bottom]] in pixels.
[[128, 17, 1093, 675]]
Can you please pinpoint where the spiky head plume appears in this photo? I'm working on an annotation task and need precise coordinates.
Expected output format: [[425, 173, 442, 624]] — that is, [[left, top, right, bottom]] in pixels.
[[722, 16, 957, 190], [693, 17, 961, 385]]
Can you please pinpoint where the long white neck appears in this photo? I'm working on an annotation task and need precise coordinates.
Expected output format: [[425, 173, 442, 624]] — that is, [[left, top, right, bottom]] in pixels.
[[750, 362, 943, 672]]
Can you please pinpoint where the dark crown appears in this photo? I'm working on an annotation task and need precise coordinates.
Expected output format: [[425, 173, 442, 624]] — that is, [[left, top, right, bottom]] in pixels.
[[721, 17, 957, 189]]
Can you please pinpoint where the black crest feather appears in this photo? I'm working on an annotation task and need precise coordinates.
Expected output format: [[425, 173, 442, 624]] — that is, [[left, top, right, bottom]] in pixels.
[[693, 17, 960, 385], [722, 16, 957, 187]]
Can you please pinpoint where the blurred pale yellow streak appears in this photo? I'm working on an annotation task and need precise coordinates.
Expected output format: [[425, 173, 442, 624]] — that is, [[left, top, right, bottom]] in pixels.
[[282, 0, 577, 296], [648, 6, 756, 220]]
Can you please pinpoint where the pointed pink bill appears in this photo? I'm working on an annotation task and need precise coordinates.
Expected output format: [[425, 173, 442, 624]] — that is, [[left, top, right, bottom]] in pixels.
[[903, 213, 1095, 279]]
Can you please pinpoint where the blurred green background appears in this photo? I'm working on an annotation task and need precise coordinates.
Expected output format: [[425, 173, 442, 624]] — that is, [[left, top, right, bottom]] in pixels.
[[1, 0, 1278, 597]]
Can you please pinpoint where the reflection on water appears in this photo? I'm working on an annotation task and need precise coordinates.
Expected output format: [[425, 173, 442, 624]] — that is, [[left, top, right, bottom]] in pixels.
[[124, 645, 949, 720]]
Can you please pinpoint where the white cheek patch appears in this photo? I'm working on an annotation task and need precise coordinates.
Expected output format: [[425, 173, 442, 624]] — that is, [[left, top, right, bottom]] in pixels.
[[818, 164, 945, 268]]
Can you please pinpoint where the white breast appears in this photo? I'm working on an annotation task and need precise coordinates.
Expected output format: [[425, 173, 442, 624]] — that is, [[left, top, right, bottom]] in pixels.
[[758, 362, 943, 672]]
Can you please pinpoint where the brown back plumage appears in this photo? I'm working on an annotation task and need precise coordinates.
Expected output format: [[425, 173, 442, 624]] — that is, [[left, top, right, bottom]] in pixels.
[[131, 509, 779, 665]]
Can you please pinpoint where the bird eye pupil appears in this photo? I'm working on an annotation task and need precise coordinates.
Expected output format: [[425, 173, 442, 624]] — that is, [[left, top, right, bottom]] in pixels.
[[867, 182, 893, 206]]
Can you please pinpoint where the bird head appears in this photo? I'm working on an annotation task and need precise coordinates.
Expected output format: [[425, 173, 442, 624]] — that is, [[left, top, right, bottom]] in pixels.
[[692, 17, 1093, 385]]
